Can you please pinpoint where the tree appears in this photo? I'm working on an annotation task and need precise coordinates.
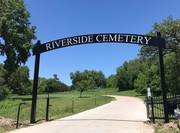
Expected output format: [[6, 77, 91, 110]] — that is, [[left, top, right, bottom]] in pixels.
[[70, 70, 106, 90], [134, 72, 148, 94], [106, 74, 118, 88], [75, 79, 96, 98], [134, 57, 162, 95], [8, 66, 32, 95], [38, 77, 47, 94], [0, 0, 36, 74], [116, 61, 133, 91], [70, 70, 82, 87], [94, 71, 106, 88], [0, 64, 7, 85], [38, 75, 70, 94], [70, 70, 105, 96], [140, 16, 180, 58], [0, 64, 9, 100], [164, 53, 180, 94], [44, 78, 61, 93], [140, 16, 180, 94]]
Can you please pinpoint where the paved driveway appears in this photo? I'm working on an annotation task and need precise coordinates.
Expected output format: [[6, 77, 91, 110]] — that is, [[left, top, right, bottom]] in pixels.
[[8, 96, 154, 133]]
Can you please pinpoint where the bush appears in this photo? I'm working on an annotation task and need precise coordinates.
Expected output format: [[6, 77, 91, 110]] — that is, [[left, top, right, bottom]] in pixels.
[[0, 86, 10, 100]]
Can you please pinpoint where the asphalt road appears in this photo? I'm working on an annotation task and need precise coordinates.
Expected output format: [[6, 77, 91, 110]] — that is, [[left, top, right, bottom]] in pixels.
[[8, 96, 154, 133]]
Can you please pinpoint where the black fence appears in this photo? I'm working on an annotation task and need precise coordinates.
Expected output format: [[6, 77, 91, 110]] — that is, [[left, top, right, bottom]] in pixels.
[[146, 95, 180, 123]]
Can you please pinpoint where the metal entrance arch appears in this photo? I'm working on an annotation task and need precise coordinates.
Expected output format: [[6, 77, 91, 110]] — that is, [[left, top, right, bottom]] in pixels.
[[30, 32, 168, 123]]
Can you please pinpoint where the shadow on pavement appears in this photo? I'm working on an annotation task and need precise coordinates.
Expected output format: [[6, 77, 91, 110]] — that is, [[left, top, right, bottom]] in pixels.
[[57, 118, 145, 123]]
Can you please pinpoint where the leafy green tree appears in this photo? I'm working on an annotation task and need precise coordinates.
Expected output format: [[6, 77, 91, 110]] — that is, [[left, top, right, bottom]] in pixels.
[[134, 58, 161, 95], [70, 70, 105, 96], [126, 58, 144, 88], [0, 64, 7, 85], [139, 16, 180, 94], [116, 59, 142, 91], [38, 77, 48, 94], [70, 70, 106, 89], [75, 79, 96, 98], [116, 61, 134, 91], [134, 72, 148, 94], [0, 64, 9, 100], [70, 70, 82, 87], [94, 71, 106, 88], [0, 0, 36, 74], [164, 53, 180, 94], [44, 78, 61, 93], [38, 75, 70, 94], [8, 66, 31, 95], [106, 74, 118, 88], [140, 16, 180, 58]]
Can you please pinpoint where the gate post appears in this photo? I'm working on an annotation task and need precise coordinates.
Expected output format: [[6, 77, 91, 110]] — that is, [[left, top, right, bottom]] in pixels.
[[30, 40, 41, 123], [157, 32, 169, 123]]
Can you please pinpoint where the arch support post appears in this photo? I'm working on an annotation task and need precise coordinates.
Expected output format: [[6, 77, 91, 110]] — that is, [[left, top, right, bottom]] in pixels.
[[30, 40, 41, 123], [157, 33, 169, 123]]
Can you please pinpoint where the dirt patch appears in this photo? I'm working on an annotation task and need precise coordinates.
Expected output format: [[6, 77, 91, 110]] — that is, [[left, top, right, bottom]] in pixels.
[[153, 121, 180, 132], [159, 122, 179, 131], [161, 122, 179, 130], [0, 117, 31, 128], [0, 117, 16, 127]]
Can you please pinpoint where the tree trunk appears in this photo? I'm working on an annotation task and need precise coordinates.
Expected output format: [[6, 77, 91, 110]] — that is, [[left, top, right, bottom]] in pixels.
[[80, 91, 83, 98]]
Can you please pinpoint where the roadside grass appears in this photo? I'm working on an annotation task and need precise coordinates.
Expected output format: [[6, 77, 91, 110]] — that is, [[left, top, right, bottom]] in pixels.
[[155, 127, 180, 133], [0, 127, 14, 133], [0, 88, 144, 133]]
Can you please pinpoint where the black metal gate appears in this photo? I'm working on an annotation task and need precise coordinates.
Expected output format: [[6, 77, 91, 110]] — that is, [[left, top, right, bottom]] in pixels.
[[146, 95, 180, 123]]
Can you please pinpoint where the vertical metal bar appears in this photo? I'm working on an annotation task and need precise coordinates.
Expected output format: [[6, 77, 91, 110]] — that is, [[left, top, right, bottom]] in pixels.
[[16, 103, 25, 129], [157, 32, 169, 123], [46, 97, 50, 121], [146, 97, 150, 119], [154, 97, 157, 119], [158, 46, 169, 123], [158, 99, 160, 118], [16, 104, 21, 129], [30, 40, 41, 123], [95, 95, 97, 106], [151, 97, 155, 123], [72, 97, 74, 113]]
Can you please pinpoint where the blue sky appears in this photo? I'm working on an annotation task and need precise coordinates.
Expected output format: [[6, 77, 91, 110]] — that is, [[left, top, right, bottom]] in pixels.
[[1, 0, 180, 85]]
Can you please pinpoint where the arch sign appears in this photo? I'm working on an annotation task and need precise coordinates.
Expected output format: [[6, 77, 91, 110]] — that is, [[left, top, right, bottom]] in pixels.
[[31, 33, 168, 123], [33, 33, 165, 55]]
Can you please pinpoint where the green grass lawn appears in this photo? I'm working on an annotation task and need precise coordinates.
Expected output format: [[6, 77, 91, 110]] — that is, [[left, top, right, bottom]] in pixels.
[[0, 88, 144, 133]]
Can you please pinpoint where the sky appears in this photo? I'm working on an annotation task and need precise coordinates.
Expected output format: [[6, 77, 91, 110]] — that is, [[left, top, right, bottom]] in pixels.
[[1, 0, 180, 85]]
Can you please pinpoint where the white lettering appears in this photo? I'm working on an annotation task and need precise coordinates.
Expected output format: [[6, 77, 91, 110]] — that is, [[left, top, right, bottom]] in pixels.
[[144, 37, 152, 44], [67, 38, 73, 45], [77, 36, 81, 44], [72, 37, 78, 44], [51, 40, 60, 49], [130, 35, 137, 43], [117, 35, 124, 42], [46, 43, 52, 50], [44, 34, 154, 52], [61, 39, 67, 46], [81, 36, 88, 43], [103, 34, 109, 42], [51, 42, 55, 49], [124, 35, 130, 42], [88, 35, 94, 43], [109, 34, 117, 42], [137, 36, 144, 44], [96, 35, 102, 42], [54, 40, 60, 47]]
